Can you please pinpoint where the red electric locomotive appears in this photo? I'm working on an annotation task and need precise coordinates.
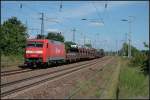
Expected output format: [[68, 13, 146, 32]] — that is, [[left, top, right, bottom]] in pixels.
[[24, 39, 66, 67]]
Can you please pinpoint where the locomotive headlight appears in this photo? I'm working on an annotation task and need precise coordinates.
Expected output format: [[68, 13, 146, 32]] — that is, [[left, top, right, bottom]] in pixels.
[[26, 50, 43, 54], [26, 50, 33, 53]]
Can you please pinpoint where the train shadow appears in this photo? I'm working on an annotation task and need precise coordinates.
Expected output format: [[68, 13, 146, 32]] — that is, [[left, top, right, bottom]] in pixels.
[[17, 63, 62, 70], [18, 65, 29, 69]]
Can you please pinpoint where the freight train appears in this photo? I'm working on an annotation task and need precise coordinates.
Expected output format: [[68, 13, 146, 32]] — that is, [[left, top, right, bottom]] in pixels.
[[24, 39, 104, 67]]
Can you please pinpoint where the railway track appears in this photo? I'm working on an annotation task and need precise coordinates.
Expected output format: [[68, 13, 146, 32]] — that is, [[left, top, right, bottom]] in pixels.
[[1, 61, 91, 77], [1, 57, 110, 98], [1, 58, 104, 77], [1, 69, 34, 77]]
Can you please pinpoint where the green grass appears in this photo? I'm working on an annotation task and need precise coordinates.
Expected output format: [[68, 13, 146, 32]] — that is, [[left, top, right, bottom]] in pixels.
[[118, 58, 149, 99], [1, 55, 24, 67], [69, 57, 119, 99]]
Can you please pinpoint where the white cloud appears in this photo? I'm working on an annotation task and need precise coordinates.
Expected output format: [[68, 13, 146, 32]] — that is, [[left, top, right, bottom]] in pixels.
[[45, 18, 62, 24], [46, 28, 60, 33], [89, 21, 104, 26]]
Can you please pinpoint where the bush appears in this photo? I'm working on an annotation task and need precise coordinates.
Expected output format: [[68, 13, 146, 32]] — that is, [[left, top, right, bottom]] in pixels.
[[130, 53, 146, 66], [1, 55, 24, 67], [130, 51, 149, 75], [141, 56, 149, 75]]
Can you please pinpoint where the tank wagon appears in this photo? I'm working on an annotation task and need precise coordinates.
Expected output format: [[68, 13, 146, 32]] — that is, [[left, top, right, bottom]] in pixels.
[[24, 39, 104, 67]]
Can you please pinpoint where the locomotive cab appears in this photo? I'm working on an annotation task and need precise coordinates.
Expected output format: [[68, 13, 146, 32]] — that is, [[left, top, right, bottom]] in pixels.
[[24, 40, 46, 67]]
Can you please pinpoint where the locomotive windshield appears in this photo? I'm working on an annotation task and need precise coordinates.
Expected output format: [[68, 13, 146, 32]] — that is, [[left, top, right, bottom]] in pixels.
[[27, 42, 43, 48]]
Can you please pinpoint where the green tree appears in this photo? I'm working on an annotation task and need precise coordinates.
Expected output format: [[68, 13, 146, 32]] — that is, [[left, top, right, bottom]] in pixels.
[[36, 34, 46, 39], [141, 42, 149, 75], [119, 42, 130, 56], [143, 42, 149, 48], [46, 32, 64, 42], [64, 41, 76, 52], [0, 17, 28, 55], [84, 43, 92, 48], [119, 42, 140, 57]]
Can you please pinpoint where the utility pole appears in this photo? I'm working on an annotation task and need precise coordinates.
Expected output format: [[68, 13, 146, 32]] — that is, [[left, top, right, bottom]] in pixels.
[[40, 12, 44, 39], [128, 17, 132, 58], [89, 39, 91, 47], [81, 33, 86, 45], [25, 20, 29, 38], [94, 39, 96, 48], [59, 1, 63, 12], [84, 35, 86, 45], [72, 28, 76, 42], [80, 32, 83, 45], [25, 20, 28, 32], [120, 40, 124, 56], [116, 40, 118, 56], [96, 33, 99, 49], [125, 33, 128, 44], [25, 20, 28, 27], [124, 33, 128, 57]]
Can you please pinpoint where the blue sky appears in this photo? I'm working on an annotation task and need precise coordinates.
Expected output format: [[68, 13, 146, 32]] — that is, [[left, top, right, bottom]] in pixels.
[[1, 1, 149, 51]]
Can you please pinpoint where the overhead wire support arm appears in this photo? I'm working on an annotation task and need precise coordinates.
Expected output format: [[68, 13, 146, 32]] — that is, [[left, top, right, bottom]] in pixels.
[[91, 2, 104, 24], [59, 0, 63, 12]]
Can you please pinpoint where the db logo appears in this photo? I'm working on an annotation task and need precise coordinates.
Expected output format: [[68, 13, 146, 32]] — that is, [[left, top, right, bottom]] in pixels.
[[56, 48, 61, 54]]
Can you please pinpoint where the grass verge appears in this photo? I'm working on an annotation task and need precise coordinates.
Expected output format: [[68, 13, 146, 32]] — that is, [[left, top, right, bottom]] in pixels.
[[118, 57, 149, 99], [68, 57, 119, 99], [1, 55, 24, 68]]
